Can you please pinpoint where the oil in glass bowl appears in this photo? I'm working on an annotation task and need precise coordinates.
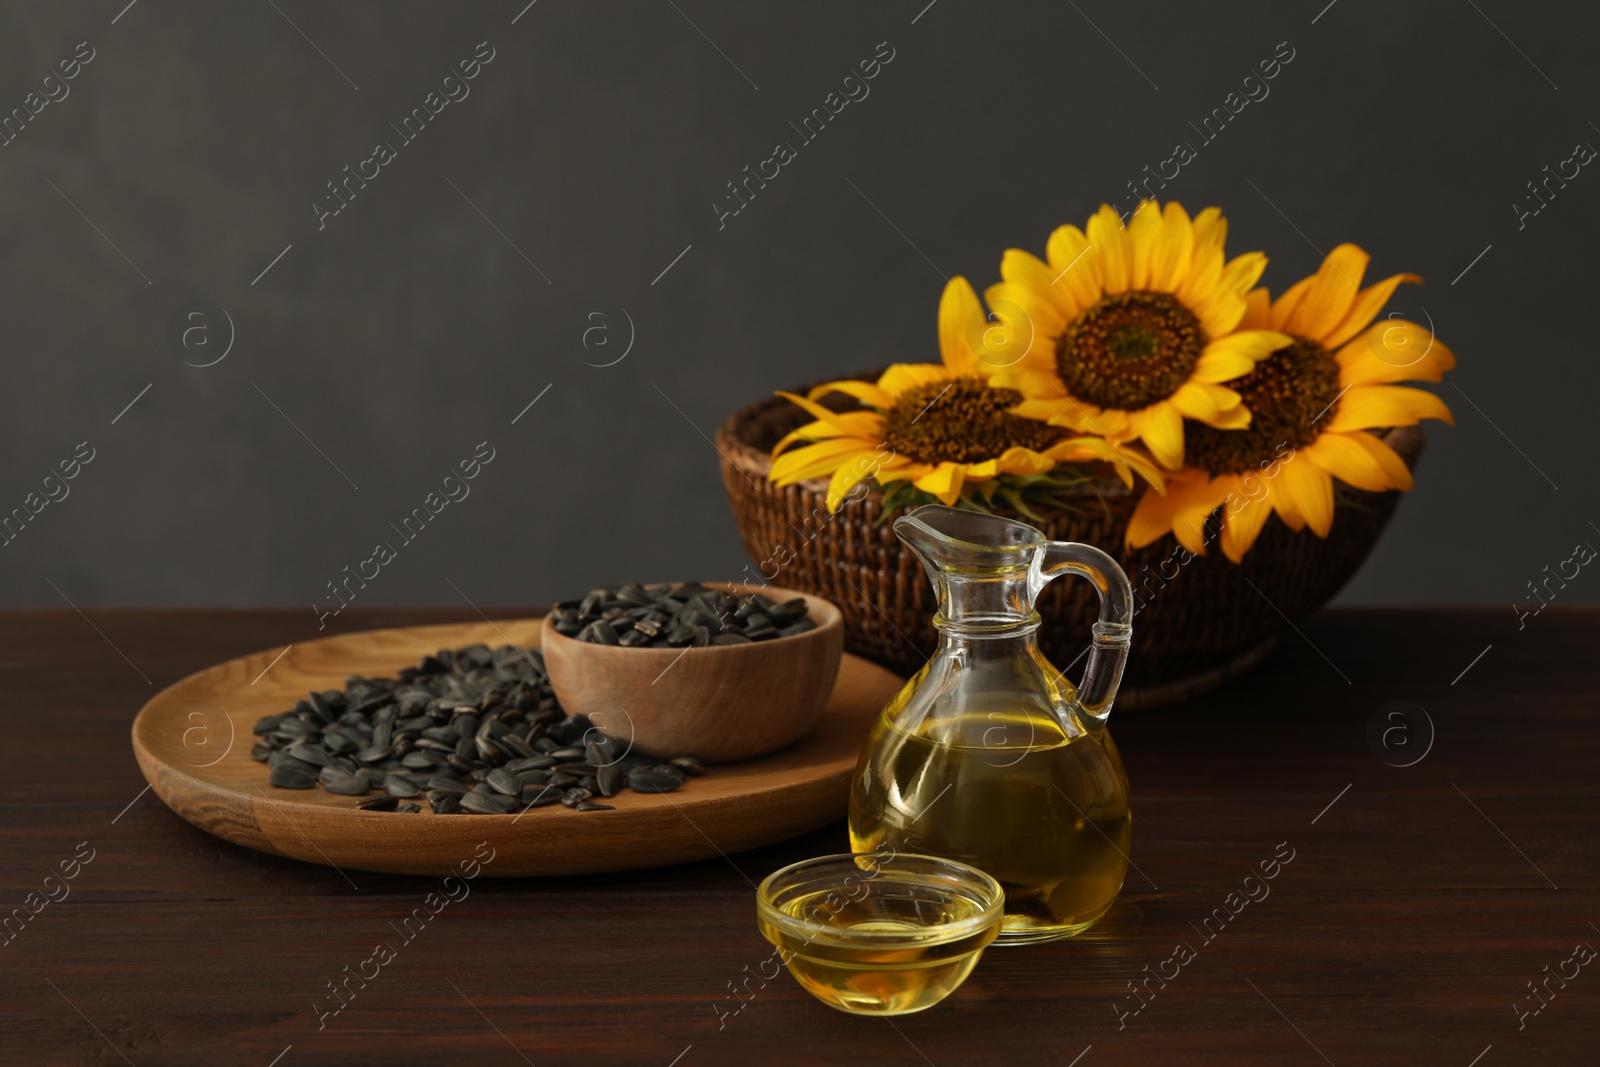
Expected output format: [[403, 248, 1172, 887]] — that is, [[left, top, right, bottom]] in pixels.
[[756, 853, 1004, 1015]]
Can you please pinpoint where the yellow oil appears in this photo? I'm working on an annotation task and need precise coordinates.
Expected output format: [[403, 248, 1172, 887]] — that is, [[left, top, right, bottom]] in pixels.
[[758, 881, 1000, 1015], [849, 706, 1131, 944]]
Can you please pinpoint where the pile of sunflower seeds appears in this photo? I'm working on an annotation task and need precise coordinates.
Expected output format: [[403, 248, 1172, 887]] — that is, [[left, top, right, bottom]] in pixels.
[[550, 581, 815, 648], [251, 643, 702, 813]]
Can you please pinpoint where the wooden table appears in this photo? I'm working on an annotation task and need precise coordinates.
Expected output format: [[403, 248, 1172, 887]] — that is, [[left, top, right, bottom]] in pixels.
[[3, 608, 1596, 1066]]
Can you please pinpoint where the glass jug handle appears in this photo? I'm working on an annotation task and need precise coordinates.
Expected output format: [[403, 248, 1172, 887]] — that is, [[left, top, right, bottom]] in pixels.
[[1028, 541, 1133, 728]]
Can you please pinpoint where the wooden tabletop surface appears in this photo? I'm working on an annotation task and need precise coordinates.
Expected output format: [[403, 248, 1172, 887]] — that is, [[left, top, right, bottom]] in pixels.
[[2, 606, 1596, 1066]]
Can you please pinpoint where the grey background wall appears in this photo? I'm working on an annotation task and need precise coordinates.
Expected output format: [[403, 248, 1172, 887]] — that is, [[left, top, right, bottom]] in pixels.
[[0, 0, 1593, 621]]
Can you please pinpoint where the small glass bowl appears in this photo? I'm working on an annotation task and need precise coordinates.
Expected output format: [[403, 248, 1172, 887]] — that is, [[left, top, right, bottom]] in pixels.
[[756, 852, 1004, 1016]]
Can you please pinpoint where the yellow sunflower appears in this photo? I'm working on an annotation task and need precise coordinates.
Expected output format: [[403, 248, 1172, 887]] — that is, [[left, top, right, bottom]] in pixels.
[[1126, 243, 1455, 562], [769, 277, 1165, 511], [989, 199, 1293, 470]]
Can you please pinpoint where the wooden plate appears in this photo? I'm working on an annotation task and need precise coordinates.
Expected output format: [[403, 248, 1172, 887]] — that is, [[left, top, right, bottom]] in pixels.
[[130, 618, 904, 877]]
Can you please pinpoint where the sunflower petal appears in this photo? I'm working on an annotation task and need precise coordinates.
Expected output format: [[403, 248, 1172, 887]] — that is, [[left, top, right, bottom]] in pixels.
[[1323, 271, 1423, 350], [1127, 487, 1178, 550], [876, 363, 953, 398], [773, 418, 845, 457], [1220, 494, 1272, 563], [1169, 381, 1224, 422], [1126, 200, 1164, 290], [1325, 385, 1453, 433], [1280, 244, 1369, 343], [1277, 456, 1334, 536], [1262, 467, 1304, 530], [983, 280, 1062, 369], [1131, 402, 1186, 469], [1176, 240, 1224, 318], [1047, 438, 1164, 491], [1126, 473, 1196, 550], [1205, 399, 1252, 429], [1209, 329, 1293, 363], [875, 463, 925, 484], [1336, 323, 1455, 386], [913, 462, 966, 506], [1344, 430, 1414, 490], [807, 379, 893, 410], [775, 391, 872, 436], [824, 453, 882, 512], [1192, 348, 1257, 384], [1087, 204, 1131, 294], [1172, 475, 1232, 553], [990, 368, 1065, 397], [1190, 207, 1226, 256], [1127, 469, 1214, 549], [937, 277, 984, 377], [770, 438, 874, 484], [1301, 430, 1396, 492], [994, 446, 1057, 476], [1268, 275, 1317, 331], [998, 248, 1076, 325], [1195, 251, 1269, 337], [1044, 224, 1102, 312], [1148, 201, 1195, 291], [1014, 394, 1116, 436], [1239, 287, 1271, 331]]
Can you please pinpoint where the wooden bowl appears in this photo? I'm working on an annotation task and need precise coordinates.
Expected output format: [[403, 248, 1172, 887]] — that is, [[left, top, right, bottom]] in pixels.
[[539, 583, 847, 763]]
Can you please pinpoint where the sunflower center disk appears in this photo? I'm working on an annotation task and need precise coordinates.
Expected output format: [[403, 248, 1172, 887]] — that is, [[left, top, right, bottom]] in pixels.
[[882, 377, 1062, 466], [1057, 291, 1206, 410], [1185, 336, 1343, 474]]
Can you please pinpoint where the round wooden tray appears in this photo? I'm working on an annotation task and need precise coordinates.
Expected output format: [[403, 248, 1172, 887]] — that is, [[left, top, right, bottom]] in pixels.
[[130, 618, 904, 877]]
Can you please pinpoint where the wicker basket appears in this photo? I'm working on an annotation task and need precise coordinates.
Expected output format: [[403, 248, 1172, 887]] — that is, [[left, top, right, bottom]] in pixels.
[[714, 372, 1425, 709]]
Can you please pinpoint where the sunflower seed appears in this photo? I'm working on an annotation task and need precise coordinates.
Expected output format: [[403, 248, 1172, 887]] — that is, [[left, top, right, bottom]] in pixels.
[[318, 765, 356, 786], [269, 765, 316, 789], [383, 774, 422, 798], [286, 742, 329, 767], [267, 752, 321, 776], [576, 801, 615, 812], [596, 762, 624, 797], [276, 717, 317, 738], [253, 713, 287, 736], [626, 766, 684, 793], [460, 791, 516, 815], [521, 784, 562, 807], [255, 640, 713, 812]]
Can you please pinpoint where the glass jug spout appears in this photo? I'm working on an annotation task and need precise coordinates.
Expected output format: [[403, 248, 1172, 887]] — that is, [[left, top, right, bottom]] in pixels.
[[894, 505, 1133, 726]]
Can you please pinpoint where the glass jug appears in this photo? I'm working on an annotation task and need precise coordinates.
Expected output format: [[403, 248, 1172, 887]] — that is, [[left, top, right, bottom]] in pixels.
[[848, 505, 1134, 945]]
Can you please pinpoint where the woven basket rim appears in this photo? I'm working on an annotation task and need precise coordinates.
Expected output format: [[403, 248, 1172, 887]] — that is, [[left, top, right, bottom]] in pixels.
[[716, 368, 1425, 501]]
